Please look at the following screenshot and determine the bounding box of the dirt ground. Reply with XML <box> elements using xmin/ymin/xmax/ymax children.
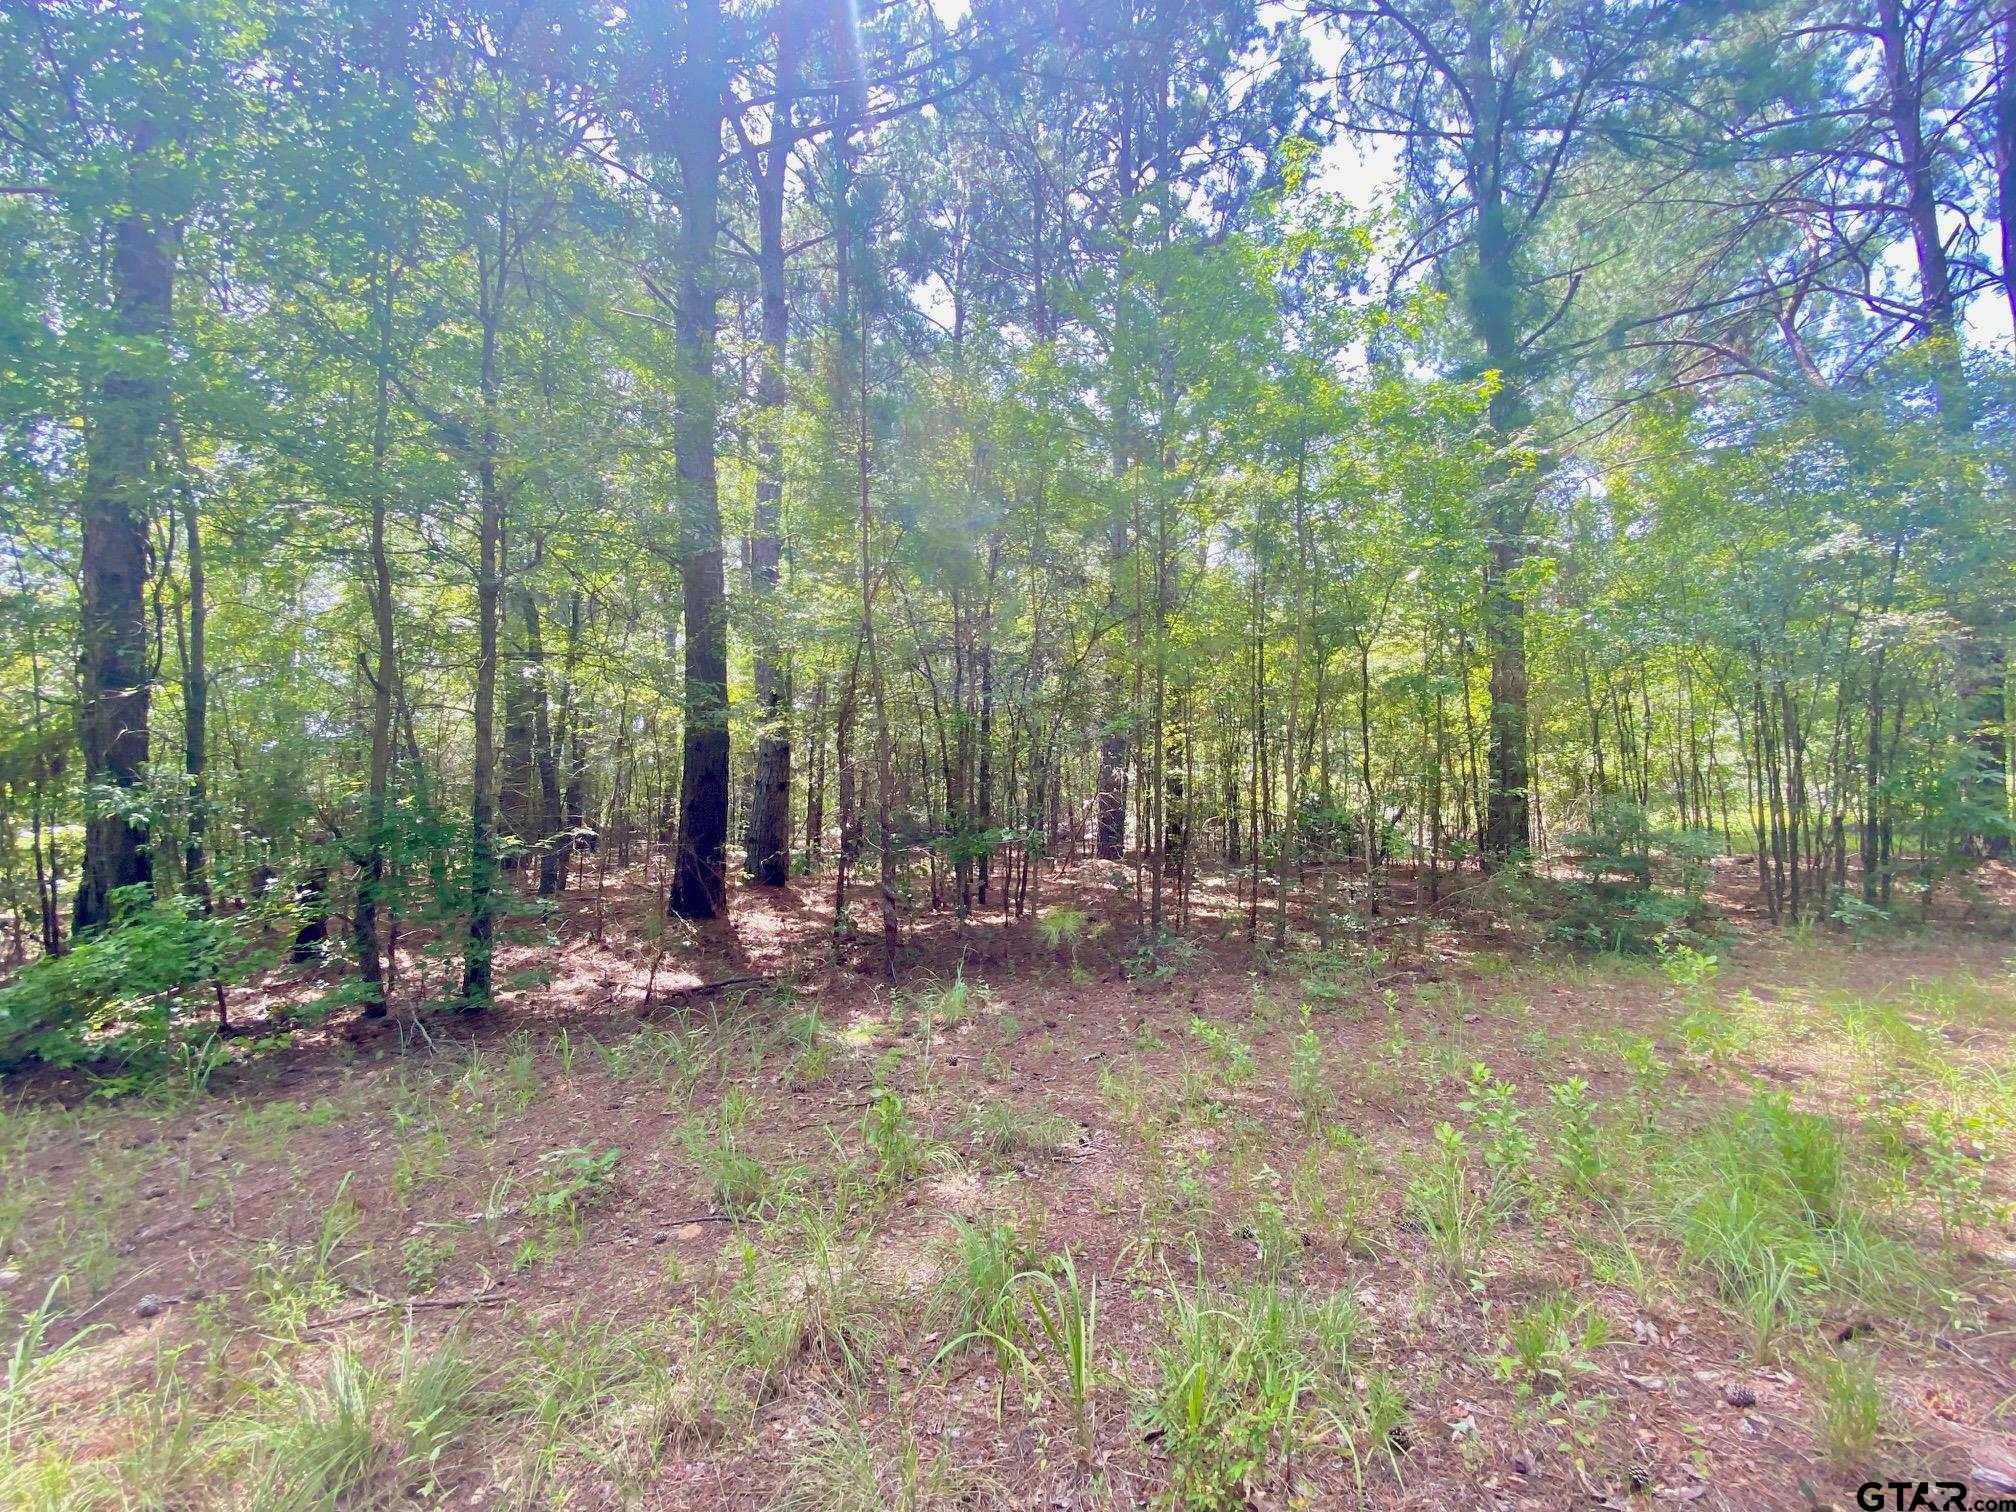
<box><xmin>3</xmin><ymin>857</ymin><xmax>2014</xmax><ymax>1509</ymax></box>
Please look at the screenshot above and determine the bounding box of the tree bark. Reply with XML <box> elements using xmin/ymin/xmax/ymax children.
<box><xmin>461</xmin><ymin>223</ymin><xmax>508</xmax><ymax>1008</ymax></box>
<box><xmin>520</xmin><ymin>589</ymin><xmax>563</xmax><ymax>896</ymax></box>
<box><xmin>175</xmin><ymin>433</ymin><xmax>208</xmax><ymax>911</ymax></box>
<box><xmin>1467</xmin><ymin>144</ymin><xmax>1534</xmax><ymax>864</ymax></box>
<box><xmin>356</xmin><ymin>330</ymin><xmax>396</xmax><ymax>1014</ymax></box>
<box><xmin>75</xmin><ymin>168</ymin><xmax>175</xmax><ymax>932</ymax></box>
<box><xmin>742</xmin><ymin>14</ymin><xmax>800</xmax><ymax>888</ymax></box>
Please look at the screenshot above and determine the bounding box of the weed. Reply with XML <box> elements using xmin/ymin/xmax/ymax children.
<box><xmin>777</xmin><ymin>1393</ymin><xmax>967</xmax><ymax>1511</ymax></box>
<box><xmin>1656</xmin><ymin>1092</ymin><xmax>1921</xmax><ymax>1356</ymax></box>
<box><xmin>1806</xmin><ymin>1346</ymin><xmax>1884</xmax><ymax>1463</ymax></box>
<box><xmin>1147</xmin><ymin>1278</ymin><xmax>1408</xmax><ymax>1505</ymax></box>
<box><xmin>1014</xmin><ymin>1252</ymin><xmax>1101</xmax><ymax>1458</ymax></box>
<box><xmin>1459</xmin><ymin>1062</ymin><xmax>1537</xmax><ymax>1188</ymax></box>
<box><xmin>1288</xmin><ymin>1016</ymin><xmax>1334</xmax><ymax>1127</ymax></box>
<box><xmin>861</xmin><ymin>1090</ymin><xmax>946</xmax><ymax>1187</ymax></box>
<box><xmin>249</xmin><ymin>1176</ymin><xmax>364</xmax><ymax>1331</ymax></box>
<box><xmin>223</xmin><ymin>1333</ymin><xmax>484</xmax><ymax>1507</ymax></box>
<box><xmin>503</xmin><ymin>1030</ymin><xmax>541</xmax><ymax>1109</ymax></box>
<box><xmin>967</xmin><ymin>1098</ymin><xmax>1077</xmax><ymax>1162</ymax></box>
<box><xmin>1494</xmin><ymin>1291</ymin><xmax>1611</xmax><ymax>1397</ymax></box>
<box><xmin>1151</xmin><ymin>1283</ymin><xmax>1309</xmax><ymax>1508</ymax></box>
<box><xmin>913</xmin><ymin>971</ymin><xmax>980</xmax><ymax>1029</ymax></box>
<box><xmin>1289</xmin><ymin>1131</ymin><xmax>1378</xmax><ymax>1256</ymax></box>
<box><xmin>1404</xmin><ymin>1124</ymin><xmax>1497</xmax><ymax>1286</ymax></box>
<box><xmin>496</xmin><ymin>1314</ymin><xmax>670</xmax><ymax>1496</ymax></box>
<box><xmin>931</xmin><ymin>1219</ymin><xmax>1036</xmax><ymax>1368</ymax></box>
<box><xmin>1189</xmin><ymin>1016</ymin><xmax>1256</xmax><ymax>1090</ymax></box>
<box><xmin>1244</xmin><ymin>1198</ymin><xmax>1301</xmax><ymax>1278</ymax></box>
<box><xmin>1127</xmin><ymin>930</ymin><xmax>1205</xmax><ymax>985</ymax></box>
<box><xmin>1</xmin><ymin>1280</ymin><xmax>103</xmax><ymax>1499</ymax></box>
<box><xmin>1098</xmin><ymin>1061</ymin><xmax>1150</xmax><ymax>1132</ymax></box>
<box><xmin>1616</xmin><ymin>1034</ymin><xmax>1670</xmax><ymax>1098</ymax></box>
<box><xmin>1916</xmin><ymin>1106</ymin><xmax>1997</xmax><ymax>1244</ymax></box>
<box><xmin>400</xmin><ymin>1229</ymin><xmax>459</xmax><ymax>1292</ymax></box>
<box><xmin>935</xmin><ymin>1250</ymin><xmax>1100</xmax><ymax>1458</ymax></box>
<box><xmin>1037</xmin><ymin>907</ymin><xmax>1093</xmax><ymax>972</ymax></box>
<box><xmin>682</xmin><ymin>1106</ymin><xmax>796</xmax><ymax>1218</ymax></box>
<box><xmin>1546</xmin><ymin>1078</ymin><xmax>1603</xmax><ymax>1195</ymax></box>
<box><xmin>1658</xmin><ymin>943</ymin><xmax>1720</xmax><ymax>992</ymax></box>
<box><xmin>526</xmin><ymin>1146</ymin><xmax>623</xmax><ymax>1235</ymax></box>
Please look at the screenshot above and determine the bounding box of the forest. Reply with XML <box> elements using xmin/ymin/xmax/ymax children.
<box><xmin>2</xmin><ymin>0</ymin><xmax>2015</xmax><ymax>1506</ymax></box>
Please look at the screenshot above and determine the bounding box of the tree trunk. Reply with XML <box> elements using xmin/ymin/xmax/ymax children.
<box><xmin>743</xmin><ymin>13</ymin><xmax>800</xmax><ymax>888</ymax></box>
<box><xmin>1468</xmin><ymin>158</ymin><xmax>1534</xmax><ymax>864</ymax></box>
<box><xmin>75</xmin><ymin>174</ymin><xmax>175</xmax><ymax>932</ymax></box>
<box><xmin>461</xmin><ymin>228</ymin><xmax>508</xmax><ymax>1009</ymax></box>
<box><xmin>667</xmin><ymin>0</ymin><xmax>730</xmax><ymax>921</ymax></box>
<box><xmin>521</xmin><ymin>589</ymin><xmax>563</xmax><ymax>896</ymax></box>
<box><xmin>174</xmin><ymin>437</ymin><xmax>209</xmax><ymax>912</ymax></box>
<box><xmin>356</xmin><ymin>332</ymin><xmax>396</xmax><ymax>1015</ymax></box>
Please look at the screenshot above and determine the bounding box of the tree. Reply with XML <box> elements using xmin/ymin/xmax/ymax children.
<box><xmin>1320</xmin><ymin>0</ymin><xmax>1732</xmax><ymax>862</ymax></box>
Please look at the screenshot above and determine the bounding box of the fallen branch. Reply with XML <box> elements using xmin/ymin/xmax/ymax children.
<box><xmin>643</xmin><ymin>975</ymin><xmax>771</xmax><ymax>1009</ymax></box>
<box><xmin>308</xmin><ymin>1285</ymin><xmax>509</xmax><ymax>1330</ymax></box>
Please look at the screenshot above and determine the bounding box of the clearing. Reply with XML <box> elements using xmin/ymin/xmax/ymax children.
<box><xmin>3</xmin><ymin>866</ymin><xmax>2015</xmax><ymax>1509</ymax></box>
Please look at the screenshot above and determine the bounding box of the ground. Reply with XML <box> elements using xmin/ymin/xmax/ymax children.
<box><xmin>3</xmin><ymin>859</ymin><xmax>2015</xmax><ymax>1509</ymax></box>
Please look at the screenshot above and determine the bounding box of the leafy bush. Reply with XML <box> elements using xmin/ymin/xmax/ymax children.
<box><xmin>0</xmin><ymin>886</ymin><xmax>267</xmax><ymax>1073</ymax></box>
<box><xmin>1544</xmin><ymin>800</ymin><xmax>1722</xmax><ymax>955</ymax></box>
<box><xmin>1126</xmin><ymin>930</ymin><xmax>1205</xmax><ymax>984</ymax></box>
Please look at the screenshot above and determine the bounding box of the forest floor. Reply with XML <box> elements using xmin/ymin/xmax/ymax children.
<box><xmin>3</xmin><ymin>860</ymin><xmax>2016</xmax><ymax>1509</ymax></box>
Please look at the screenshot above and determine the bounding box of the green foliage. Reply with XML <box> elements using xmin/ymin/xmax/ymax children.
<box><xmin>930</xmin><ymin>1248</ymin><xmax>1100</xmax><ymax>1460</ymax></box>
<box><xmin>1537</xmin><ymin>801</ymin><xmax>1723</xmax><ymax>955</ymax></box>
<box><xmin>1805</xmin><ymin>1346</ymin><xmax>1885</xmax><ymax>1463</ymax></box>
<box><xmin>1459</xmin><ymin>1062</ymin><xmax>1537</xmax><ymax>1188</ymax></box>
<box><xmin>860</xmin><ymin>1090</ymin><xmax>944</xmax><ymax>1188</ymax></box>
<box><xmin>966</xmin><ymin>1099</ymin><xmax>1077</xmax><ymax>1162</ymax></box>
<box><xmin>0</xmin><ymin>887</ymin><xmax>266</xmax><ymax>1075</ymax></box>
<box><xmin>931</xmin><ymin>1220</ymin><xmax>1038</xmax><ymax>1368</ymax></box>
<box><xmin>1287</xmin><ymin>1018</ymin><xmax>1333</xmax><ymax>1126</ymax></box>
<box><xmin>1035</xmin><ymin>907</ymin><xmax>1092</xmax><ymax>966</ymax></box>
<box><xmin>1546</xmin><ymin>1078</ymin><xmax>1604</xmax><ymax>1194</ymax></box>
<box><xmin>526</xmin><ymin>1147</ymin><xmax>622</xmax><ymax>1234</ymax></box>
<box><xmin>1655</xmin><ymin>1092</ymin><xmax>1921</xmax><ymax>1355</ymax></box>
<box><xmin>1188</xmin><ymin>1016</ymin><xmax>1256</xmax><ymax>1090</ymax></box>
<box><xmin>1126</xmin><ymin>931</ymin><xmax>1206</xmax><ymax>985</ymax></box>
<box><xmin>1404</xmin><ymin>1123</ymin><xmax>1500</xmax><ymax>1285</ymax></box>
<box><xmin>1494</xmin><ymin>1292</ymin><xmax>1611</xmax><ymax>1399</ymax></box>
<box><xmin>1147</xmin><ymin>1279</ymin><xmax>1408</xmax><ymax>1506</ymax></box>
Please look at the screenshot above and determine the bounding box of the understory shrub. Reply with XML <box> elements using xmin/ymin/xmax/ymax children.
<box><xmin>0</xmin><ymin>886</ymin><xmax>267</xmax><ymax>1074</ymax></box>
<box><xmin>1546</xmin><ymin>799</ymin><xmax>1722</xmax><ymax>955</ymax></box>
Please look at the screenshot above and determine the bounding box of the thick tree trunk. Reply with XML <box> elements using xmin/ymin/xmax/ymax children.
<box><xmin>75</xmin><ymin>196</ymin><xmax>175</xmax><ymax>931</ymax></box>
<box><xmin>1467</xmin><ymin>159</ymin><xmax>1534</xmax><ymax>864</ymax></box>
<box><xmin>1878</xmin><ymin>0</ymin><xmax>2003</xmax><ymax>851</ymax></box>
<box><xmin>667</xmin><ymin>0</ymin><xmax>730</xmax><ymax>921</ymax></box>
